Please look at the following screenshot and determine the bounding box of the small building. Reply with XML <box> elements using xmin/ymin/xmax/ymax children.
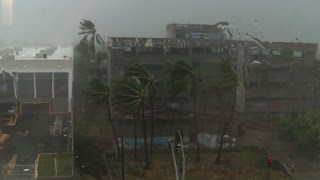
<box><xmin>0</xmin><ymin>46</ymin><xmax>74</xmax><ymax>179</ymax></box>
<box><xmin>0</xmin><ymin>46</ymin><xmax>73</xmax><ymax>114</ymax></box>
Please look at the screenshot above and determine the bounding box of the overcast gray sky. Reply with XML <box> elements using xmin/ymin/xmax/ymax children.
<box><xmin>0</xmin><ymin>0</ymin><xmax>319</xmax><ymax>45</ymax></box>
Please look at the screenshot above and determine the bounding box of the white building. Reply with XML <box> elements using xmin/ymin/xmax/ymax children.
<box><xmin>0</xmin><ymin>46</ymin><xmax>73</xmax><ymax>113</ymax></box>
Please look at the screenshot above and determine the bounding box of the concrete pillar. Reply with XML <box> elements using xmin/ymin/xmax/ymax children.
<box><xmin>52</xmin><ymin>73</ymin><xmax>55</xmax><ymax>98</ymax></box>
<box><xmin>13</xmin><ymin>73</ymin><xmax>17</xmax><ymax>99</ymax></box>
<box><xmin>68</xmin><ymin>72</ymin><xmax>73</xmax><ymax>112</ymax></box>
<box><xmin>33</xmin><ymin>73</ymin><xmax>36</xmax><ymax>99</ymax></box>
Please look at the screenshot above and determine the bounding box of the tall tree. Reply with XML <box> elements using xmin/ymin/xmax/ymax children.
<box><xmin>75</xmin><ymin>20</ymin><xmax>104</xmax><ymax>120</ymax></box>
<box><xmin>126</xmin><ymin>63</ymin><xmax>156</xmax><ymax>160</ymax></box>
<box><xmin>214</xmin><ymin>59</ymin><xmax>238</xmax><ymax>165</ymax></box>
<box><xmin>168</xmin><ymin>60</ymin><xmax>202</xmax><ymax>162</ymax></box>
<box><xmin>78</xmin><ymin>19</ymin><xmax>104</xmax><ymax>61</ymax></box>
<box><xmin>87</xmin><ymin>78</ymin><xmax>120</xmax><ymax>158</ymax></box>
<box><xmin>116</xmin><ymin>77</ymin><xmax>150</xmax><ymax>168</ymax></box>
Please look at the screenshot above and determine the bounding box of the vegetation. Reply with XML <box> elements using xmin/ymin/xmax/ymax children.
<box><xmin>116</xmin><ymin>76</ymin><xmax>150</xmax><ymax>168</ymax></box>
<box><xmin>214</xmin><ymin>59</ymin><xmax>238</xmax><ymax>164</ymax></box>
<box><xmin>74</xmin><ymin>126</ymin><xmax>109</xmax><ymax>179</ymax></box>
<box><xmin>280</xmin><ymin>110</ymin><xmax>320</xmax><ymax>151</ymax></box>
<box><xmin>125</xmin><ymin>63</ymin><xmax>157</xmax><ymax>160</ymax></box>
<box><xmin>75</xmin><ymin>20</ymin><xmax>284</xmax><ymax>178</ymax></box>
<box><xmin>78</xmin><ymin>19</ymin><xmax>104</xmax><ymax>61</ymax></box>
<box><xmin>87</xmin><ymin>78</ymin><xmax>120</xmax><ymax>156</ymax></box>
<box><xmin>110</xmin><ymin>151</ymin><xmax>290</xmax><ymax>180</ymax></box>
<box><xmin>168</xmin><ymin>60</ymin><xmax>202</xmax><ymax>162</ymax></box>
<box><xmin>37</xmin><ymin>153</ymin><xmax>73</xmax><ymax>177</ymax></box>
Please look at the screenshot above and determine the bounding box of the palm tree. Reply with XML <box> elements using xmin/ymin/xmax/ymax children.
<box><xmin>126</xmin><ymin>63</ymin><xmax>156</xmax><ymax>160</ymax></box>
<box><xmin>214</xmin><ymin>59</ymin><xmax>238</xmax><ymax>165</ymax></box>
<box><xmin>75</xmin><ymin>20</ymin><xmax>104</xmax><ymax>121</ymax></box>
<box><xmin>78</xmin><ymin>19</ymin><xmax>104</xmax><ymax>61</ymax></box>
<box><xmin>116</xmin><ymin>77</ymin><xmax>150</xmax><ymax>168</ymax></box>
<box><xmin>87</xmin><ymin>78</ymin><xmax>120</xmax><ymax>158</ymax></box>
<box><xmin>168</xmin><ymin>60</ymin><xmax>202</xmax><ymax>162</ymax></box>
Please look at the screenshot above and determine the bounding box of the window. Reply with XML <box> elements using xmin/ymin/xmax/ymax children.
<box><xmin>293</xmin><ymin>51</ymin><xmax>303</xmax><ymax>58</ymax></box>
<box><xmin>272</xmin><ymin>50</ymin><xmax>281</xmax><ymax>56</ymax></box>
<box><xmin>0</xmin><ymin>84</ymin><xmax>8</xmax><ymax>92</ymax></box>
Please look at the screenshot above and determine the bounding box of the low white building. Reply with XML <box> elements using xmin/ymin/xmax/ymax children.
<box><xmin>0</xmin><ymin>46</ymin><xmax>73</xmax><ymax>113</ymax></box>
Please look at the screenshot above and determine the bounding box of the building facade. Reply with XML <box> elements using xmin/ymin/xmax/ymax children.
<box><xmin>239</xmin><ymin>42</ymin><xmax>318</xmax><ymax>119</ymax></box>
<box><xmin>107</xmin><ymin>23</ymin><xmax>318</xmax><ymax>120</ymax></box>
<box><xmin>0</xmin><ymin>46</ymin><xmax>74</xmax><ymax>178</ymax></box>
<box><xmin>0</xmin><ymin>46</ymin><xmax>73</xmax><ymax>114</ymax></box>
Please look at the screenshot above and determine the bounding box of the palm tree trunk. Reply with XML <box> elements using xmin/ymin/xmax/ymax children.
<box><xmin>133</xmin><ymin>112</ymin><xmax>137</xmax><ymax>160</ymax></box>
<box><xmin>92</xmin><ymin>32</ymin><xmax>96</xmax><ymax>62</ymax></box>
<box><xmin>215</xmin><ymin>88</ymin><xmax>236</xmax><ymax>165</ymax></box>
<box><xmin>149</xmin><ymin>88</ymin><xmax>155</xmax><ymax>161</ymax></box>
<box><xmin>106</xmin><ymin>101</ymin><xmax>120</xmax><ymax>160</ymax></box>
<box><xmin>266</xmin><ymin>67</ymin><xmax>270</xmax><ymax>123</ymax></box>
<box><xmin>193</xmin><ymin>80</ymin><xmax>200</xmax><ymax>162</ymax></box>
<box><xmin>141</xmin><ymin>104</ymin><xmax>149</xmax><ymax>169</ymax></box>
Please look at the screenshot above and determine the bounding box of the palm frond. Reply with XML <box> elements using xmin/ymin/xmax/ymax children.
<box><xmin>167</xmin><ymin>60</ymin><xmax>201</xmax><ymax>98</ymax></box>
<box><xmin>213</xmin><ymin>59</ymin><xmax>238</xmax><ymax>91</ymax></box>
<box><xmin>80</xmin><ymin>19</ymin><xmax>96</xmax><ymax>31</ymax></box>
<box><xmin>87</xmin><ymin>78</ymin><xmax>110</xmax><ymax>104</ymax></box>
<box><xmin>115</xmin><ymin>76</ymin><xmax>146</xmax><ymax>112</ymax></box>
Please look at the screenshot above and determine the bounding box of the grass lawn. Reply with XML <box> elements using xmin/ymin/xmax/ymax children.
<box><xmin>37</xmin><ymin>152</ymin><xmax>73</xmax><ymax>177</ymax></box>
<box><xmin>110</xmin><ymin>150</ymin><xmax>292</xmax><ymax>180</ymax></box>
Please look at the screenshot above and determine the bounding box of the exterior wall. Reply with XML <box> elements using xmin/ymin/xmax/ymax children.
<box><xmin>166</xmin><ymin>23</ymin><xmax>225</xmax><ymax>40</ymax></box>
<box><xmin>107</xmin><ymin>24</ymin><xmax>318</xmax><ymax>119</ymax></box>
<box><xmin>268</xmin><ymin>42</ymin><xmax>317</xmax><ymax>67</ymax></box>
<box><xmin>0</xmin><ymin>59</ymin><xmax>73</xmax><ymax>113</ymax></box>
<box><xmin>114</xmin><ymin>117</ymin><xmax>239</xmax><ymax>140</ymax></box>
<box><xmin>0</xmin><ymin>72</ymin><xmax>15</xmax><ymax>99</ymax></box>
<box><xmin>241</xmin><ymin>42</ymin><xmax>318</xmax><ymax>117</ymax></box>
<box><xmin>19</xmin><ymin>73</ymin><xmax>35</xmax><ymax>98</ymax></box>
<box><xmin>36</xmin><ymin>73</ymin><xmax>52</xmax><ymax>98</ymax></box>
<box><xmin>108</xmin><ymin>38</ymin><xmax>227</xmax><ymax>110</ymax></box>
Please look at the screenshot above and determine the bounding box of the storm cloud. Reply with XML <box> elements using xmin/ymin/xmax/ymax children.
<box><xmin>0</xmin><ymin>0</ymin><xmax>319</xmax><ymax>46</ymax></box>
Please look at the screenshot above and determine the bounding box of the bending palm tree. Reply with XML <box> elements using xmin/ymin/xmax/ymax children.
<box><xmin>126</xmin><ymin>63</ymin><xmax>156</xmax><ymax>159</ymax></box>
<box><xmin>116</xmin><ymin>77</ymin><xmax>150</xmax><ymax>168</ymax></box>
<box><xmin>214</xmin><ymin>59</ymin><xmax>238</xmax><ymax>165</ymax></box>
<box><xmin>87</xmin><ymin>78</ymin><xmax>120</xmax><ymax>157</ymax></box>
<box><xmin>78</xmin><ymin>19</ymin><xmax>104</xmax><ymax>61</ymax></box>
<box><xmin>168</xmin><ymin>61</ymin><xmax>202</xmax><ymax>162</ymax></box>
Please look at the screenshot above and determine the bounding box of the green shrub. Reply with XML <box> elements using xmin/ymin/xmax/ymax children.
<box><xmin>280</xmin><ymin>110</ymin><xmax>320</xmax><ymax>150</ymax></box>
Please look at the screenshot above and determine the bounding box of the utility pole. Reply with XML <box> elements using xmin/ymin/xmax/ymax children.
<box><xmin>169</xmin><ymin>140</ymin><xmax>179</xmax><ymax>180</ymax></box>
<box><xmin>121</xmin><ymin>136</ymin><xmax>125</xmax><ymax>180</ymax></box>
<box><xmin>177</xmin><ymin>131</ymin><xmax>185</xmax><ymax>180</ymax></box>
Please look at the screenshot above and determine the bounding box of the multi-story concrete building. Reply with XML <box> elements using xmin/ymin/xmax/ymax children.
<box><xmin>107</xmin><ymin>23</ymin><xmax>318</xmax><ymax>120</ymax></box>
<box><xmin>108</xmin><ymin>24</ymin><xmax>228</xmax><ymax>111</ymax></box>
<box><xmin>237</xmin><ymin>42</ymin><xmax>318</xmax><ymax>119</ymax></box>
<box><xmin>106</xmin><ymin>23</ymin><xmax>241</xmax><ymax>149</ymax></box>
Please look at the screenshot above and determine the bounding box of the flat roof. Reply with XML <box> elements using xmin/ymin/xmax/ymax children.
<box><xmin>0</xmin><ymin>46</ymin><xmax>73</xmax><ymax>60</ymax></box>
<box><xmin>0</xmin><ymin>59</ymin><xmax>73</xmax><ymax>73</ymax></box>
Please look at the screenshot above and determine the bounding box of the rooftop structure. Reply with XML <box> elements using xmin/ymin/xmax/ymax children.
<box><xmin>166</xmin><ymin>23</ymin><xmax>228</xmax><ymax>39</ymax></box>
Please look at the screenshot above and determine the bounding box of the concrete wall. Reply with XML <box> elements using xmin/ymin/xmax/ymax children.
<box><xmin>114</xmin><ymin>117</ymin><xmax>240</xmax><ymax>143</ymax></box>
